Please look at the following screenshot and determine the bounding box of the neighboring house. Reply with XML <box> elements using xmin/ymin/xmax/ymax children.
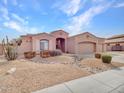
<box><xmin>105</xmin><ymin>34</ymin><xmax>124</xmax><ymax>51</ymax></box>
<box><xmin>18</xmin><ymin>30</ymin><xmax>105</xmax><ymax>54</ymax></box>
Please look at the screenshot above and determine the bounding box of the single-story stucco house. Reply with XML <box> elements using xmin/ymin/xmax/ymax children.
<box><xmin>17</xmin><ymin>30</ymin><xmax>105</xmax><ymax>54</ymax></box>
<box><xmin>0</xmin><ymin>30</ymin><xmax>124</xmax><ymax>55</ymax></box>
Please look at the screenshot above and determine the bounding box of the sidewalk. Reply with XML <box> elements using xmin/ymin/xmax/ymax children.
<box><xmin>32</xmin><ymin>67</ymin><xmax>124</xmax><ymax>93</ymax></box>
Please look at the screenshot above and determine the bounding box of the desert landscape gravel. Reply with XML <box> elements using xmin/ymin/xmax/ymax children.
<box><xmin>0</xmin><ymin>60</ymin><xmax>90</xmax><ymax>93</ymax></box>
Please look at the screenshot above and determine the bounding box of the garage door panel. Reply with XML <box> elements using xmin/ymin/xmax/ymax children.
<box><xmin>78</xmin><ymin>43</ymin><xmax>95</xmax><ymax>54</ymax></box>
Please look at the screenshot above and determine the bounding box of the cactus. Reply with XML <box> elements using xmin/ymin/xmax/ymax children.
<box><xmin>2</xmin><ymin>36</ymin><xmax>18</xmax><ymax>61</ymax></box>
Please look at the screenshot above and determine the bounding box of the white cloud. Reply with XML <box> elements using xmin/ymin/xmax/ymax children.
<box><xmin>0</xmin><ymin>1</ymin><xmax>18</xmax><ymax>21</ymax></box>
<box><xmin>3</xmin><ymin>21</ymin><xmax>39</xmax><ymax>34</ymax></box>
<box><xmin>25</xmin><ymin>27</ymin><xmax>39</xmax><ymax>34</ymax></box>
<box><xmin>11</xmin><ymin>13</ymin><xmax>26</xmax><ymax>24</ymax></box>
<box><xmin>18</xmin><ymin>0</ymin><xmax>41</xmax><ymax>12</ymax></box>
<box><xmin>66</xmin><ymin>2</ymin><xmax>111</xmax><ymax>35</ymax></box>
<box><xmin>114</xmin><ymin>2</ymin><xmax>124</xmax><ymax>8</ymax></box>
<box><xmin>0</xmin><ymin>6</ymin><xmax>10</xmax><ymax>20</ymax></box>
<box><xmin>0</xmin><ymin>0</ymin><xmax>43</xmax><ymax>34</ymax></box>
<box><xmin>3</xmin><ymin>21</ymin><xmax>23</xmax><ymax>32</ymax></box>
<box><xmin>55</xmin><ymin>0</ymin><xmax>81</xmax><ymax>16</ymax></box>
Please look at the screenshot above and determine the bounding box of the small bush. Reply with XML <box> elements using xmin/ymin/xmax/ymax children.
<box><xmin>102</xmin><ymin>55</ymin><xmax>112</xmax><ymax>64</ymax></box>
<box><xmin>24</xmin><ymin>51</ymin><xmax>36</xmax><ymax>59</ymax></box>
<box><xmin>95</xmin><ymin>53</ymin><xmax>101</xmax><ymax>59</ymax></box>
<box><xmin>49</xmin><ymin>49</ymin><xmax>62</xmax><ymax>56</ymax></box>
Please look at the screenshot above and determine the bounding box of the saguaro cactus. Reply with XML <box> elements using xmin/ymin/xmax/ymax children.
<box><xmin>2</xmin><ymin>36</ymin><xmax>18</xmax><ymax>61</ymax></box>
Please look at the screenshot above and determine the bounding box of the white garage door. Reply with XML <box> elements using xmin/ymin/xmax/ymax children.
<box><xmin>78</xmin><ymin>43</ymin><xmax>95</xmax><ymax>54</ymax></box>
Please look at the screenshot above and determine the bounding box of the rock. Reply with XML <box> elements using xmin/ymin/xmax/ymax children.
<box><xmin>6</xmin><ymin>67</ymin><xmax>16</xmax><ymax>74</ymax></box>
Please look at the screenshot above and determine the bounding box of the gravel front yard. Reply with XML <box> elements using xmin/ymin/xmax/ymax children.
<box><xmin>0</xmin><ymin>54</ymin><xmax>124</xmax><ymax>93</ymax></box>
<box><xmin>79</xmin><ymin>58</ymin><xmax>124</xmax><ymax>73</ymax></box>
<box><xmin>0</xmin><ymin>60</ymin><xmax>90</xmax><ymax>93</ymax></box>
<box><xmin>29</xmin><ymin>55</ymin><xmax>74</xmax><ymax>64</ymax></box>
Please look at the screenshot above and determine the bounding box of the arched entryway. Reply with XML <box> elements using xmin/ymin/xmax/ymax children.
<box><xmin>56</xmin><ymin>38</ymin><xmax>65</xmax><ymax>52</ymax></box>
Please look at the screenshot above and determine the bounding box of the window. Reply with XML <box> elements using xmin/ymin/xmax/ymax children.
<box><xmin>40</xmin><ymin>40</ymin><xmax>49</xmax><ymax>50</ymax></box>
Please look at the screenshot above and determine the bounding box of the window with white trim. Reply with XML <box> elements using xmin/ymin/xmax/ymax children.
<box><xmin>40</xmin><ymin>40</ymin><xmax>49</xmax><ymax>50</ymax></box>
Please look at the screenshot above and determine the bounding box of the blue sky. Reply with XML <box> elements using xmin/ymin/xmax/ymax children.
<box><xmin>0</xmin><ymin>0</ymin><xmax>124</xmax><ymax>41</ymax></box>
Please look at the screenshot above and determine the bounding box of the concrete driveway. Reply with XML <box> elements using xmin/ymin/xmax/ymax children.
<box><xmin>107</xmin><ymin>52</ymin><xmax>124</xmax><ymax>63</ymax></box>
<box><xmin>112</xmin><ymin>56</ymin><xmax>124</xmax><ymax>63</ymax></box>
<box><xmin>80</xmin><ymin>52</ymin><xmax>124</xmax><ymax>63</ymax></box>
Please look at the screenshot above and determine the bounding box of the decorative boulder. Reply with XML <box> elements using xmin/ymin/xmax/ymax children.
<box><xmin>6</xmin><ymin>67</ymin><xmax>16</xmax><ymax>74</ymax></box>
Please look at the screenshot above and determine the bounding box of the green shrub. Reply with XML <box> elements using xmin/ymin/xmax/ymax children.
<box><xmin>95</xmin><ymin>53</ymin><xmax>101</xmax><ymax>59</ymax></box>
<box><xmin>102</xmin><ymin>55</ymin><xmax>112</xmax><ymax>64</ymax></box>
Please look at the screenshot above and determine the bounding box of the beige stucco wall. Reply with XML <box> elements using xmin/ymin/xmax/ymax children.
<box><xmin>97</xmin><ymin>44</ymin><xmax>104</xmax><ymax>52</ymax></box>
<box><xmin>67</xmin><ymin>37</ymin><xmax>75</xmax><ymax>53</ymax></box>
<box><xmin>32</xmin><ymin>33</ymin><xmax>56</xmax><ymax>53</ymax></box>
<box><xmin>51</xmin><ymin>31</ymin><xmax>68</xmax><ymax>39</ymax></box>
<box><xmin>97</xmin><ymin>39</ymin><xmax>105</xmax><ymax>52</ymax></box>
<box><xmin>18</xmin><ymin>36</ymin><xmax>32</xmax><ymax>54</ymax></box>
